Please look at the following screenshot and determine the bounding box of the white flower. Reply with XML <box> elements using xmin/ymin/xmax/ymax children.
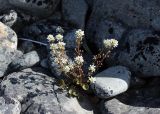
<box><xmin>68</xmin><ymin>63</ymin><xmax>74</xmax><ymax>70</ymax></box>
<box><xmin>63</xmin><ymin>66</ymin><xmax>70</xmax><ymax>73</ymax></box>
<box><xmin>89</xmin><ymin>64</ymin><xmax>96</xmax><ymax>72</ymax></box>
<box><xmin>75</xmin><ymin>29</ymin><xmax>84</xmax><ymax>41</ymax></box>
<box><xmin>54</xmin><ymin>57</ymin><xmax>59</xmax><ymax>64</ymax></box>
<box><xmin>88</xmin><ymin>76</ymin><xmax>96</xmax><ymax>83</ymax></box>
<box><xmin>55</xmin><ymin>34</ymin><xmax>63</xmax><ymax>41</ymax></box>
<box><xmin>74</xmin><ymin>56</ymin><xmax>84</xmax><ymax>65</ymax></box>
<box><xmin>61</xmin><ymin>58</ymin><xmax>68</xmax><ymax>64</ymax></box>
<box><xmin>103</xmin><ymin>39</ymin><xmax>118</xmax><ymax>49</ymax></box>
<box><xmin>47</xmin><ymin>34</ymin><xmax>55</xmax><ymax>42</ymax></box>
<box><xmin>50</xmin><ymin>44</ymin><xmax>58</xmax><ymax>50</ymax></box>
<box><xmin>57</xmin><ymin>42</ymin><xmax>66</xmax><ymax>49</ymax></box>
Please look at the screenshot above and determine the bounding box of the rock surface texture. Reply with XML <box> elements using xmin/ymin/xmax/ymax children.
<box><xmin>8</xmin><ymin>51</ymin><xmax>40</xmax><ymax>72</ymax></box>
<box><xmin>86</xmin><ymin>0</ymin><xmax>160</xmax><ymax>76</ymax></box>
<box><xmin>116</xmin><ymin>29</ymin><xmax>160</xmax><ymax>77</ymax></box>
<box><xmin>91</xmin><ymin>66</ymin><xmax>131</xmax><ymax>98</ymax></box>
<box><xmin>0</xmin><ymin>96</ymin><xmax>21</xmax><ymax>114</ymax></box>
<box><xmin>0</xmin><ymin>22</ymin><xmax>22</xmax><ymax>77</ymax></box>
<box><xmin>100</xmin><ymin>86</ymin><xmax>160</xmax><ymax>114</ymax></box>
<box><xmin>62</xmin><ymin>0</ymin><xmax>88</xmax><ymax>29</ymax></box>
<box><xmin>8</xmin><ymin>0</ymin><xmax>60</xmax><ymax>17</ymax></box>
<box><xmin>1</xmin><ymin>68</ymin><xmax>94</xmax><ymax>114</ymax></box>
<box><xmin>1</xmin><ymin>0</ymin><xmax>160</xmax><ymax>114</ymax></box>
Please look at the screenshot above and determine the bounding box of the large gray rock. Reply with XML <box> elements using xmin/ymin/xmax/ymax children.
<box><xmin>1</xmin><ymin>68</ymin><xmax>94</xmax><ymax>114</ymax></box>
<box><xmin>62</xmin><ymin>0</ymin><xmax>88</xmax><ymax>29</ymax></box>
<box><xmin>100</xmin><ymin>86</ymin><xmax>160</xmax><ymax>114</ymax></box>
<box><xmin>91</xmin><ymin>66</ymin><xmax>131</xmax><ymax>98</ymax></box>
<box><xmin>116</xmin><ymin>29</ymin><xmax>160</xmax><ymax>77</ymax></box>
<box><xmin>0</xmin><ymin>22</ymin><xmax>22</xmax><ymax>77</ymax></box>
<box><xmin>0</xmin><ymin>96</ymin><xmax>21</xmax><ymax>114</ymax></box>
<box><xmin>8</xmin><ymin>0</ymin><xmax>60</xmax><ymax>17</ymax></box>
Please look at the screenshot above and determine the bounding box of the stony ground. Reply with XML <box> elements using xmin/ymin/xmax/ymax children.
<box><xmin>0</xmin><ymin>0</ymin><xmax>160</xmax><ymax>114</ymax></box>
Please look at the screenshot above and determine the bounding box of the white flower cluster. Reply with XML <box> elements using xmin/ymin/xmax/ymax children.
<box><xmin>88</xmin><ymin>76</ymin><xmax>96</xmax><ymax>83</ymax></box>
<box><xmin>103</xmin><ymin>39</ymin><xmax>118</xmax><ymax>49</ymax></box>
<box><xmin>75</xmin><ymin>29</ymin><xmax>84</xmax><ymax>41</ymax></box>
<box><xmin>74</xmin><ymin>56</ymin><xmax>84</xmax><ymax>65</ymax></box>
<box><xmin>55</xmin><ymin>34</ymin><xmax>63</xmax><ymax>41</ymax></box>
<box><xmin>47</xmin><ymin>34</ymin><xmax>55</xmax><ymax>42</ymax></box>
<box><xmin>47</xmin><ymin>34</ymin><xmax>66</xmax><ymax>52</ymax></box>
<box><xmin>47</xmin><ymin>28</ymin><xmax>97</xmax><ymax>88</ymax></box>
<box><xmin>89</xmin><ymin>64</ymin><xmax>96</xmax><ymax>73</ymax></box>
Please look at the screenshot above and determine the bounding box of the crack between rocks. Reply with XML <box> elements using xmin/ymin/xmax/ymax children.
<box><xmin>53</xmin><ymin>87</ymin><xmax>63</xmax><ymax>112</ymax></box>
<box><xmin>23</xmin><ymin>102</ymin><xmax>34</xmax><ymax>113</ymax></box>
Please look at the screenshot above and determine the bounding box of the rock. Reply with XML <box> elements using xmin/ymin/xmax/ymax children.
<box><xmin>22</xmin><ymin>21</ymin><xmax>59</xmax><ymax>44</ymax></box>
<box><xmin>62</xmin><ymin>0</ymin><xmax>88</xmax><ymax>29</ymax></box>
<box><xmin>40</xmin><ymin>58</ymin><xmax>49</xmax><ymax>69</ymax></box>
<box><xmin>0</xmin><ymin>1</ymin><xmax>11</xmax><ymax>11</ymax></box>
<box><xmin>0</xmin><ymin>48</ymin><xmax>23</xmax><ymax>77</ymax></box>
<box><xmin>0</xmin><ymin>96</ymin><xmax>21</xmax><ymax>114</ymax></box>
<box><xmin>116</xmin><ymin>29</ymin><xmax>160</xmax><ymax>77</ymax></box>
<box><xmin>1</xmin><ymin>68</ymin><xmax>94</xmax><ymax>114</ymax></box>
<box><xmin>130</xmin><ymin>76</ymin><xmax>146</xmax><ymax>88</ymax></box>
<box><xmin>86</xmin><ymin>0</ymin><xmax>160</xmax><ymax>52</ymax></box>
<box><xmin>49</xmin><ymin>54</ymin><xmax>63</xmax><ymax>79</ymax></box>
<box><xmin>87</xmin><ymin>0</ymin><xmax>160</xmax><ymax>29</ymax></box>
<box><xmin>151</xmin><ymin>17</ymin><xmax>160</xmax><ymax>31</ymax></box>
<box><xmin>64</xmin><ymin>30</ymin><xmax>77</xmax><ymax>50</ymax></box>
<box><xmin>8</xmin><ymin>0</ymin><xmax>60</xmax><ymax>17</ymax></box>
<box><xmin>1</xmin><ymin>68</ymin><xmax>55</xmax><ymax>102</ymax></box>
<box><xmin>18</xmin><ymin>41</ymin><xmax>35</xmax><ymax>53</ymax></box>
<box><xmin>0</xmin><ymin>22</ymin><xmax>22</xmax><ymax>77</ymax></box>
<box><xmin>8</xmin><ymin>51</ymin><xmax>40</xmax><ymax>72</ymax></box>
<box><xmin>101</xmin><ymin>98</ymin><xmax>160</xmax><ymax>114</ymax></box>
<box><xmin>0</xmin><ymin>22</ymin><xmax>17</xmax><ymax>49</ymax></box>
<box><xmin>23</xmin><ymin>92</ymin><xmax>93</xmax><ymax>114</ymax></box>
<box><xmin>100</xmin><ymin>87</ymin><xmax>160</xmax><ymax>114</ymax></box>
<box><xmin>0</xmin><ymin>10</ymin><xmax>17</xmax><ymax>27</ymax></box>
<box><xmin>91</xmin><ymin>66</ymin><xmax>131</xmax><ymax>98</ymax></box>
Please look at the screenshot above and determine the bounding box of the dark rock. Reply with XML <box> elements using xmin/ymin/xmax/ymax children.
<box><xmin>86</xmin><ymin>0</ymin><xmax>160</xmax><ymax>54</ymax></box>
<box><xmin>40</xmin><ymin>58</ymin><xmax>49</xmax><ymax>69</ymax></box>
<box><xmin>19</xmin><ymin>41</ymin><xmax>35</xmax><ymax>53</ymax></box>
<box><xmin>0</xmin><ymin>1</ymin><xmax>11</xmax><ymax>11</ymax></box>
<box><xmin>62</xmin><ymin>0</ymin><xmax>88</xmax><ymax>29</ymax></box>
<box><xmin>116</xmin><ymin>29</ymin><xmax>160</xmax><ymax>77</ymax></box>
<box><xmin>8</xmin><ymin>0</ymin><xmax>60</xmax><ymax>17</ymax></box>
<box><xmin>87</xmin><ymin>20</ymin><xmax>126</xmax><ymax>51</ymax></box>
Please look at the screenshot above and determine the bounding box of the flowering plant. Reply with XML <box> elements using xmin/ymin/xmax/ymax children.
<box><xmin>47</xmin><ymin>28</ymin><xmax>118</xmax><ymax>96</ymax></box>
